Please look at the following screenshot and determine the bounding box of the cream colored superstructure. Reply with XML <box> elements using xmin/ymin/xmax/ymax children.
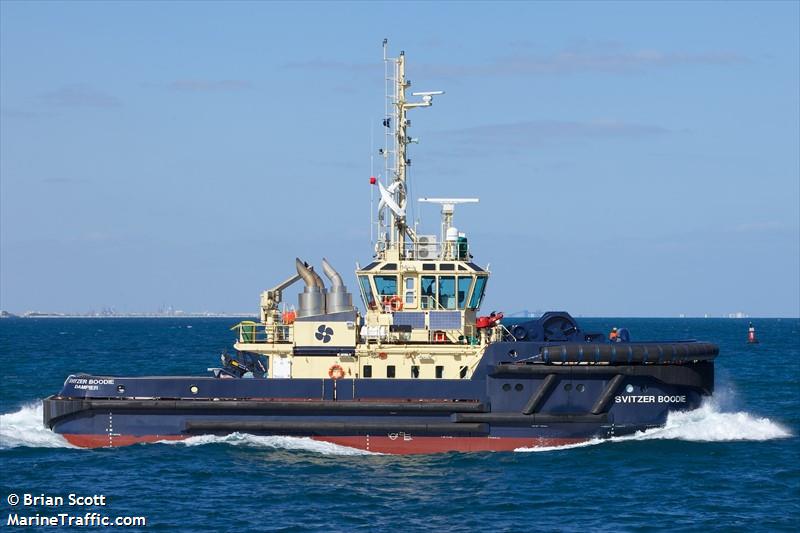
<box><xmin>234</xmin><ymin>254</ymin><xmax>496</xmax><ymax>380</ymax></box>
<box><xmin>231</xmin><ymin>42</ymin><xmax>503</xmax><ymax>381</ymax></box>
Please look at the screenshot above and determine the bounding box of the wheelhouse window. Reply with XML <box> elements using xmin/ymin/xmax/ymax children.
<box><xmin>358</xmin><ymin>275</ymin><xmax>376</xmax><ymax>309</ymax></box>
<box><xmin>404</xmin><ymin>277</ymin><xmax>416</xmax><ymax>307</ymax></box>
<box><xmin>468</xmin><ymin>276</ymin><xmax>487</xmax><ymax>309</ymax></box>
<box><xmin>421</xmin><ymin>276</ymin><xmax>435</xmax><ymax>309</ymax></box>
<box><xmin>438</xmin><ymin>276</ymin><xmax>456</xmax><ymax>309</ymax></box>
<box><xmin>457</xmin><ymin>277</ymin><xmax>473</xmax><ymax>309</ymax></box>
<box><xmin>374</xmin><ymin>275</ymin><xmax>398</xmax><ymax>297</ymax></box>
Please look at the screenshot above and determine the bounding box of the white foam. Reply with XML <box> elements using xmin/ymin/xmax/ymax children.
<box><xmin>620</xmin><ymin>402</ymin><xmax>792</xmax><ymax>442</ymax></box>
<box><xmin>158</xmin><ymin>432</ymin><xmax>376</xmax><ymax>455</ymax></box>
<box><xmin>1</xmin><ymin>399</ymin><xmax>789</xmax><ymax>454</ymax></box>
<box><xmin>515</xmin><ymin>401</ymin><xmax>792</xmax><ymax>452</ymax></box>
<box><xmin>0</xmin><ymin>402</ymin><xmax>372</xmax><ymax>455</ymax></box>
<box><xmin>0</xmin><ymin>402</ymin><xmax>76</xmax><ymax>449</ymax></box>
<box><xmin>514</xmin><ymin>438</ymin><xmax>607</xmax><ymax>453</ymax></box>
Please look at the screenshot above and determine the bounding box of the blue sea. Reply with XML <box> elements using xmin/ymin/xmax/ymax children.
<box><xmin>1</xmin><ymin>317</ymin><xmax>798</xmax><ymax>532</ymax></box>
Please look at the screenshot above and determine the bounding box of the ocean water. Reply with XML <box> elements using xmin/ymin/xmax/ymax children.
<box><xmin>1</xmin><ymin>317</ymin><xmax>798</xmax><ymax>532</ymax></box>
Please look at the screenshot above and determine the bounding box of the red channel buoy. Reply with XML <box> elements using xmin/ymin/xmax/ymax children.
<box><xmin>747</xmin><ymin>322</ymin><xmax>759</xmax><ymax>344</ymax></box>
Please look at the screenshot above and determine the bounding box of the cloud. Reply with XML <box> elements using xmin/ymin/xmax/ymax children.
<box><xmin>307</xmin><ymin>159</ymin><xmax>360</xmax><ymax>170</ymax></box>
<box><xmin>282</xmin><ymin>44</ymin><xmax>746</xmax><ymax>79</ymax></box>
<box><xmin>416</xmin><ymin>49</ymin><xmax>746</xmax><ymax>78</ymax></box>
<box><xmin>168</xmin><ymin>79</ymin><xmax>252</xmax><ymax>92</ymax></box>
<box><xmin>414</xmin><ymin>37</ymin><xmax>448</xmax><ymax>49</ymax></box>
<box><xmin>441</xmin><ymin>119</ymin><xmax>669</xmax><ymax>150</ymax></box>
<box><xmin>40</xmin><ymin>84</ymin><xmax>122</xmax><ymax>108</ymax></box>
<box><xmin>0</xmin><ymin>108</ymin><xmax>51</xmax><ymax>119</ymax></box>
<box><xmin>732</xmin><ymin>221</ymin><xmax>792</xmax><ymax>233</ymax></box>
<box><xmin>282</xmin><ymin>59</ymin><xmax>379</xmax><ymax>73</ymax></box>
<box><xmin>41</xmin><ymin>177</ymin><xmax>92</xmax><ymax>185</ymax></box>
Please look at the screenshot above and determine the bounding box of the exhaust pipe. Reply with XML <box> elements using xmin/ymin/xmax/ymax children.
<box><xmin>321</xmin><ymin>258</ymin><xmax>353</xmax><ymax>313</ymax></box>
<box><xmin>322</xmin><ymin>258</ymin><xmax>344</xmax><ymax>289</ymax></box>
<box><xmin>295</xmin><ymin>258</ymin><xmax>315</xmax><ymax>288</ymax></box>
<box><xmin>309</xmin><ymin>267</ymin><xmax>325</xmax><ymax>289</ymax></box>
<box><xmin>295</xmin><ymin>258</ymin><xmax>326</xmax><ymax>317</ymax></box>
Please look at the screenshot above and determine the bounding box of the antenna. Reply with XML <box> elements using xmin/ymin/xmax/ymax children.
<box><xmin>411</xmin><ymin>91</ymin><xmax>445</xmax><ymax>104</ymax></box>
<box><xmin>418</xmin><ymin>198</ymin><xmax>480</xmax><ymax>205</ymax></box>
<box><xmin>418</xmin><ymin>198</ymin><xmax>479</xmax><ymax>259</ymax></box>
<box><xmin>375</xmin><ymin>40</ymin><xmax>446</xmax><ymax>260</ymax></box>
<box><xmin>418</xmin><ymin>198</ymin><xmax>479</xmax><ymax>221</ymax></box>
<box><xmin>369</xmin><ymin>117</ymin><xmax>375</xmax><ymax>246</ymax></box>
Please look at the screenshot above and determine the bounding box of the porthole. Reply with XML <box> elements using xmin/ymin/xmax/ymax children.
<box><xmin>509</xmin><ymin>350</ymin><xmax>518</xmax><ymax>358</ymax></box>
<box><xmin>564</xmin><ymin>383</ymin><xmax>572</xmax><ymax>391</ymax></box>
<box><xmin>190</xmin><ymin>385</ymin><xmax>199</xmax><ymax>394</ymax></box>
<box><xmin>116</xmin><ymin>385</ymin><xmax>126</xmax><ymax>394</ymax></box>
<box><xmin>502</xmin><ymin>384</ymin><xmax>511</xmax><ymax>391</ymax></box>
<box><xmin>625</xmin><ymin>384</ymin><xmax>634</xmax><ymax>393</ymax></box>
<box><xmin>576</xmin><ymin>384</ymin><xmax>585</xmax><ymax>392</ymax></box>
<box><xmin>514</xmin><ymin>383</ymin><xmax>524</xmax><ymax>391</ymax></box>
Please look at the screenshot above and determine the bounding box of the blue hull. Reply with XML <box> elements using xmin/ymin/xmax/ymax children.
<box><xmin>44</xmin><ymin>358</ymin><xmax>712</xmax><ymax>452</ymax></box>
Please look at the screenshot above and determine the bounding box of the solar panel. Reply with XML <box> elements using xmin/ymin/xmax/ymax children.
<box><xmin>392</xmin><ymin>312</ymin><xmax>425</xmax><ymax>329</ymax></box>
<box><xmin>429</xmin><ymin>311</ymin><xmax>462</xmax><ymax>330</ymax></box>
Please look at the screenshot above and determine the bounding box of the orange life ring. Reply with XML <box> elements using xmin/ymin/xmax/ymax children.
<box><xmin>328</xmin><ymin>364</ymin><xmax>345</xmax><ymax>380</ymax></box>
<box><xmin>383</xmin><ymin>295</ymin><xmax>403</xmax><ymax>312</ymax></box>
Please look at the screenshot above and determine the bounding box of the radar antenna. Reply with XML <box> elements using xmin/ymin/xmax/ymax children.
<box><xmin>418</xmin><ymin>198</ymin><xmax>479</xmax><ymax>260</ymax></box>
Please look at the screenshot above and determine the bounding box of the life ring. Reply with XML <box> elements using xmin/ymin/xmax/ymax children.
<box><xmin>383</xmin><ymin>295</ymin><xmax>403</xmax><ymax>312</ymax></box>
<box><xmin>328</xmin><ymin>364</ymin><xmax>345</xmax><ymax>380</ymax></box>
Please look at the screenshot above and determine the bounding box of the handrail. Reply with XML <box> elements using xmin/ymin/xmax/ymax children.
<box><xmin>497</xmin><ymin>323</ymin><xmax>517</xmax><ymax>342</ymax></box>
<box><xmin>233</xmin><ymin>322</ymin><xmax>294</xmax><ymax>344</ymax></box>
<box><xmin>420</xmin><ymin>294</ymin><xmax>443</xmax><ymax>310</ymax></box>
<box><xmin>402</xmin><ymin>239</ymin><xmax>470</xmax><ymax>261</ymax></box>
<box><xmin>421</xmin><ymin>294</ymin><xmax>461</xmax><ymax>311</ymax></box>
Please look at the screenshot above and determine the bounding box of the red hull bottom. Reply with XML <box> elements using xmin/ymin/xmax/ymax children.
<box><xmin>63</xmin><ymin>434</ymin><xmax>186</xmax><ymax>448</ymax></box>
<box><xmin>315</xmin><ymin>435</ymin><xmax>587</xmax><ymax>453</ymax></box>
<box><xmin>62</xmin><ymin>433</ymin><xmax>588</xmax><ymax>453</ymax></box>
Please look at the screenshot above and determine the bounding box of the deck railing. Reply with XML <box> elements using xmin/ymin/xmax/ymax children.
<box><xmin>399</xmin><ymin>240</ymin><xmax>470</xmax><ymax>261</ymax></box>
<box><xmin>233</xmin><ymin>322</ymin><xmax>294</xmax><ymax>344</ymax></box>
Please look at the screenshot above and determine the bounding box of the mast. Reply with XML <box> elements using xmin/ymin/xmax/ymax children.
<box><xmin>377</xmin><ymin>40</ymin><xmax>443</xmax><ymax>260</ymax></box>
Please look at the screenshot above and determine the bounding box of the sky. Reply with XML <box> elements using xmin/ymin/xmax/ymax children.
<box><xmin>1</xmin><ymin>0</ymin><xmax>798</xmax><ymax>317</ymax></box>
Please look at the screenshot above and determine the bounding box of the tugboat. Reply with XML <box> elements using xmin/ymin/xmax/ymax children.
<box><xmin>43</xmin><ymin>42</ymin><xmax>718</xmax><ymax>453</ymax></box>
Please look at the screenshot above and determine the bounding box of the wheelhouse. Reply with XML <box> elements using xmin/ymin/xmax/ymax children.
<box><xmin>356</xmin><ymin>260</ymin><xmax>488</xmax><ymax>313</ymax></box>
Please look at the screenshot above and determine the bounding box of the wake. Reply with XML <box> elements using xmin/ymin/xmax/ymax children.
<box><xmin>1</xmin><ymin>399</ymin><xmax>792</xmax><ymax>454</ymax></box>
<box><xmin>0</xmin><ymin>403</ymin><xmax>75</xmax><ymax>449</ymax></box>
<box><xmin>515</xmin><ymin>400</ymin><xmax>792</xmax><ymax>452</ymax></box>
<box><xmin>0</xmin><ymin>402</ymin><xmax>370</xmax><ymax>455</ymax></box>
<box><xmin>159</xmin><ymin>432</ymin><xmax>376</xmax><ymax>455</ymax></box>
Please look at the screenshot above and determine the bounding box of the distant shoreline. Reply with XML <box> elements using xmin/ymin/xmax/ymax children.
<box><xmin>1</xmin><ymin>313</ymin><xmax>796</xmax><ymax>320</ymax></box>
<box><xmin>0</xmin><ymin>314</ymin><xmax>257</xmax><ymax>319</ymax></box>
